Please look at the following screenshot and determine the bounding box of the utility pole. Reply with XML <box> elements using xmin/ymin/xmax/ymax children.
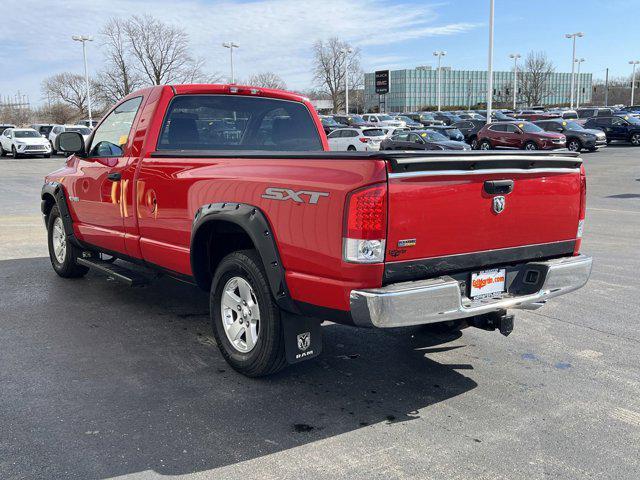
<box><xmin>574</xmin><ymin>58</ymin><xmax>585</xmax><ymax>109</ymax></box>
<box><xmin>467</xmin><ymin>78</ymin><xmax>472</xmax><ymax>110</ymax></box>
<box><xmin>486</xmin><ymin>0</ymin><xmax>494</xmax><ymax>124</ymax></box>
<box><xmin>565</xmin><ymin>32</ymin><xmax>584</xmax><ymax>108</ymax></box>
<box><xmin>222</xmin><ymin>42</ymin><xmax>240</xmax><ymax>83</ymax></box>
<box><xmin>433</xmin><ymin>51</ymin><xmax>446</xmax><ymax>111</ymax></box>
<box><xmin>604</xmin><ymin>67</ymin><xmax>609</xmax><ymax>106</ymax></box>
<box><xmin>340</xmin><ymin>47</ymin><xmax>353</xmax><ymax>113</ymax></box>
<box><xmin>72</xmin><ymin>35</ymin><xmax>94</xmax><ymax>124</ymax></box>
<box><xmin>629</xmin><ymin>61</ymin><xmax>640</xmax><ymax>106</ymax></box>
<box><xmin>509</xmin><ymin>53</ymin><xmax>521</xmax><ymax>111</ymax></box>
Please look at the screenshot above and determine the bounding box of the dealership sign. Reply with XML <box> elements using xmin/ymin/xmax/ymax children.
<box><xmin>375</xmin><ymin>70</ymin><xmax>390</xmax><ymax>94</ymax></box>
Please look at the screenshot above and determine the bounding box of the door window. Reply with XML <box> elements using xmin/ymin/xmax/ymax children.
<box><xmin>504</xmin><ymin>124</ymin><xmax>518</xmax><ymax>133</ymax></box>
<box><xmin>89</xmin><ymin>97</ymin><xmax>143</xmax><ymax>157</ymax></box>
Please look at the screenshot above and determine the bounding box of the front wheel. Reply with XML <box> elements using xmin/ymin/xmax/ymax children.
<box><xmin>347</xmin><ymin>145</ymin><xmax>357</xmax><ymax>151</ymax></box>
<box><xmin>567</xmin><ymin>138</ymin><xmax>582</xmax><ymax>152</ymax></box>
<box><xmin>479</xmin><ymin>139</ymin><xmax>492</xmax><ymax>150</ymax></box>
<box><xmin>630</xmin><ymin>133</ymin><xmax>640</xmax><ymax>146</ymax></box>
<box><xmin>524</xmin><ymin>141</ymin><xmax>538</xmax><ymax>150</ymax></box>
<box><xmin>47</xmin><ymin>205</ymin><xmax>89</xmax><ymax>278</ymax></box>
<box><xmin>210</xmin><ymin>250</ymin><xmax>287</xmax><ymax>377</ymax></box>
<box><xmin>470</xmin><ymin>136</ymin><xmax>478</xmax><ymax>149</ymax></box>
<box><xmin>12</xmin><ymin>146</ymin><xmax>19</xmax><ymax>159</ymax></box>
<box><xmin>0</xmin><ymin>144</ymin><xmax>5</xmax><ymax>156</ymax></box>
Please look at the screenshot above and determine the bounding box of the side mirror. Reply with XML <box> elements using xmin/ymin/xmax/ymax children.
<box><xmin>56</xmin><ymin>131</ymin><xmax>86</xmax><ymax>156</ymax></box>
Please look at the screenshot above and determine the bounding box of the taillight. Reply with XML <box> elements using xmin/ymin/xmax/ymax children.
<box><xmin>574</xmin><ymin>165</ymin><xmax>587</xmax><ymax>255</ymax></box>
<box><xmin>359</xmin><ymin>137</ymin><xmax>369</xmax><ymax>143</ymax></box>
<box><xmin>343</xmin><ymin>183</ymin><xmax>387</xmax><ymax>263</ymax></box>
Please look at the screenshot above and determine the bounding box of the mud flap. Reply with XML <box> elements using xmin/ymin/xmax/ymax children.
<box><xmin>281</xmin><ymin>312</ymin><xmax>323</xmax><ymax>364</ymax></box>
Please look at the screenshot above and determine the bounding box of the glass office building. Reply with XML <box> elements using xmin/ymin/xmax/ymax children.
<box><xmin>364</xmin><ymin>66</ymin><xmax>592</xmax><ymax>111</ymax></box>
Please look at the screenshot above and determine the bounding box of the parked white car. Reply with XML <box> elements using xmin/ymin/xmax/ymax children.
<box><xmin>361</xmin><ymin>114</ymin><xmax>404</xmax><ymax>127</ymax></box>
<box><xmin>49</xmin><ymin>125</ymin><xmax>92</xmax><ymax>154</ymax></box>
<box><xmin>381</xmin><ymin>126</ymin><xmax>411</xmax><ymax>138</ymax></box>
<box><xmin>0</xmin><ymin>128</ymin><xmax>52</xmax><ymax>158</ymax></box>
<box><xmin>327</xmin><ymin>127</ymin><xmax>387</xmax><ymax>151</ymax></box>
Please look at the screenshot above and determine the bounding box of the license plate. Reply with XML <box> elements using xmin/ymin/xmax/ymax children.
<box><xmin>470</xmin><ymin>268</ymin><xmax>506</xmax><ymax>299</ymax></box>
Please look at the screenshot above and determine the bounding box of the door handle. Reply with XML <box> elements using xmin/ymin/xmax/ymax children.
<box><xmin>107</xmin><ymin>172</ymin><xmax>121</xmax><ymax>182</ymax></box>
<box><xmin>484</xmin><ymin>179</ymin><xmax>514</xmax><ymax>195</ymax></box>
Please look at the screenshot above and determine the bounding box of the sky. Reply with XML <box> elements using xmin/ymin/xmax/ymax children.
<box><xmin>0</xmin><ymin>0</ymin><xmax>637</xmax><ymax>107</ymax></box>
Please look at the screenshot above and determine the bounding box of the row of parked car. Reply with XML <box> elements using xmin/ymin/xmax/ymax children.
<box><xmin>322</xmin><ymin>105</ymin><xmax>640</xmax><ymax>152</ymax></box>
<box><xmin>0</xmin><ymin>123</ymin><xmax>94</xmax><ymax>158</ymax></box>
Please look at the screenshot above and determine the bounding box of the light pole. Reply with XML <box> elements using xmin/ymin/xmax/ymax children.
<box><xmin>574</xmin><ymin>58</ymin><xmax>585</xmax><ymax>109</ymax></box>
<box><xmin>486</xmin><ymin>0</ymin><xmax>494</xmax><ymax>124</ymax></box>
<box><xmin>509</xmin><ymin>53</ymin><xmax>521</xmax><ymax>111</ymax></box>
<box><xmin>433</xmin><ymin>51</ymin><xmax>446</xmax><ymax>111</ymax></box>
<box><xmin>222</xmin><ymin>42</ymin><xmax>240</xmax><ymax>83</ymax></box>
<box><xmin>565</xmin><ymin>32</ymin><xmax>584</xmax><ymax>108</ymax></box>
<box><xmin>340</xmin><ymin>47</ymin><xmax>353</xmax><ymax>113</ymax></box>
<box><xmin>629</xmin><ymin>61</ymin><xmax>640</xmax><ymax>106</ymax></box>
<box><xmin>72</xmin><ymin>35</ymin><xmax>93</xmax><ymax>124</ymax></box>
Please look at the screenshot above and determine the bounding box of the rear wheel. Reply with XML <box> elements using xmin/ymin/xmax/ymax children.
<box><xmin>47</xmin><ymin>205</ymin><xmax>89</xmax><ymax>278</ymax></box>
<box><xmin>630</xmin><ymin>133</ymin><xmax>640</xmax><ymax>146</ymax></box>
<box><xmin>210</xmin><ymin>250</ymin><xmax>287</xmax><ymax>377</ymax></box>
<box><xmin>524</xmin><ymin>141</ymin><xmax>538</xmax><ymax>150</ymax></box>
<box><xmin>50</xmin><ymin>141</ymin><xmax>57</xmax><ymax>155</ymax></box>
<box><xmin>567</xmin><ymin>138</ymin><xmax>582</xmax><ymax>152</ymax></box>
<box><xmin>479</xmin><ymin>139</ymin><xmax>492</xmax><ymax>150</ymax></box>
<box><xmin>0</xmin><ymin>144</ymin><xmax>5</xmax><ymax>156</ymax></box>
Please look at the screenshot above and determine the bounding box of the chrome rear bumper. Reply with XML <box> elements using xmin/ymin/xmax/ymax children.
<box><xmin>350</xmin><ymin>254</ymin><xmax>592</xmax><ymax>328</ymax></box>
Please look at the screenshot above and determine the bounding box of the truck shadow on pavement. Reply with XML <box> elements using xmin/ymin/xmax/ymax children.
<box><xmin>0</xmin><ymin>257</ymin><xmax>477</xmax><ymax>479</ymax></box>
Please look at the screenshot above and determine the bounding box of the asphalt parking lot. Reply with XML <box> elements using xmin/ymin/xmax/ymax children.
<box><xmin>1</xmin><ymin>148</ymin><xmax>639</xmax><ymax>480</ymax></box>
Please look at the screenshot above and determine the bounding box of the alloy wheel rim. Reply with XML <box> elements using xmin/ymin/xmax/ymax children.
<box><xmin>52</xmin><ymin>217</ymin><xmax>67</xmax><ymax>264</ymax></box>
<box><xmin>525</xmin><ymin>143</ymin><xmax>536</xmax><ymax>150</ymax></box>
<box><xmin>568</xmin><ymin>141</ymin><xmax>579</xmax><ymax>151</ymax></box>
<box><xmin>221</xmin><ymin>276</ymin><xmax>260</xmax><ymax>353</ymax></box>
<box><xmin>632</xmin><ymin>135</ymin><xmax>640</xmax><ymax>145</ymax></box>
<box><xmin>481</xmin><ymin>142</ymin><xmax>490</xmax><ymax>150</ymax></box>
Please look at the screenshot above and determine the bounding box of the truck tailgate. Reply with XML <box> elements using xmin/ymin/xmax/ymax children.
<box><xmin>384</xmin><ymin>153</ymin><xmax>583</xmax><ymax>282</ymax></box>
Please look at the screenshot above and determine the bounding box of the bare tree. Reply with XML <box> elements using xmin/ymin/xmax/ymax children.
<box><xmin>95</xmin><ymin>18</ymin><xmax>143</xmax><ymax>105</ymax></box>
<box><xmin>519</xmin><ymin>51</ymin><xmax>555</xmax><ymax>106</ymax></box>
<box><xmin>41</xmin><ymin>73</ymin><xmax>94</xmax><ymax>116</ymax></box>
<box><xmin>0</xmin><ymin>105</ymin><xmax>33</xmax><ymax>126</ymax></box>
<box><xmin>123</xmin><ymin>15</ymin><xmax>206</xmax><ymax>85</ymax></box>
<box><xmin>312</xmin><ymin>38</ymin><xmax>363</xmax><ymax>112</ymax></box>
<box><xmin>248</xmin><ymin>72</ymin><xmax>287</xmax><ymax>90</ymax></box>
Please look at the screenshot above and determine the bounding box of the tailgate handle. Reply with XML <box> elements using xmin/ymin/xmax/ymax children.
<box><xmin>484</xmin><ymin>180</ymin><xmax>513</xmax><ymax>195</ymax></box>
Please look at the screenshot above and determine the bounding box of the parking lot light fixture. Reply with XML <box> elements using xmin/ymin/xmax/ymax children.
<box><xmin>72</xmin><ymin>35</ymin><xmax>93</xmax><ymax>125</ymax></box>
<box><xmin>629</xmin><ymin>61</ymin><xmax>640</xmax><ymax>106</ymax></box>
<box><xmin>222</xmin><ymin>42</ymin><xmax>240</xmax><ymax>83</ymax></box>
<box><xmin>340</xmin><ymin>48</ymin><xmax>353</xmax><ymax>114</ymax></box>
<box><xmin>574</xmin><ymin>58</ymin><xmax>585</xmax><ymax>109</ymax></box>
<box><xmin>486</xmin><ymin>0</ymin><xmax>494</xmax><ymax>124</ymax></box>
<box><xmin>433</xmin><ymin>51</ymin><xmax>446</xmax><ymax>111</ymax></box>
<box><xmin>509</xmin><ymin>53</ymin><xmax>521</xmax><ymax>111</ymax></box>
<box><xmin>565</xmin><ymin>32</ymin><xmax>584</xmax><ymax>108</ymax></box>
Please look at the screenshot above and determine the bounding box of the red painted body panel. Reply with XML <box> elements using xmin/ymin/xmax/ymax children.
<box><xmin>44</xmin><ymin>84</ymin><xmax>585</xmax><ymax>316</ymax></box>
<box><xmin>386</xmin><ymin>171</ymin><xmax>581</xmax><ymax>263</ymax></box>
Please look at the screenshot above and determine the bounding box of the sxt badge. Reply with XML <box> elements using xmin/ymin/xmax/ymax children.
<box><xmin>262</xmin><ymin>187</ymin><xmax>329</xmax><ymax>205</ymax></box>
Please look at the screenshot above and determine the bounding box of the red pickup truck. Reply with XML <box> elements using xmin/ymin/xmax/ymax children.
<box><xmin>42</xmin><ymin>84</ymin><xmax>592</xmax><ymax>376</ymax></box>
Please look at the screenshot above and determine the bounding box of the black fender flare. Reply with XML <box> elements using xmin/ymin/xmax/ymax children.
<box><xmin>41</xmin><ymin>182</ymin><xmax>82</xmax><ymax>248</ymax></box>
<box><xmin>190</xmin><ymin>202</ymin><xmax>298</xmax><ymax>313</ymax></box>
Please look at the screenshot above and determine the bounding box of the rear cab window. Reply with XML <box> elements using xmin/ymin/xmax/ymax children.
<box><xmin>157</xmin><ymin>95</ymin><xmax>323</xmax><ymax>151</ymax></box>
<box><xmin>362</xmin><ymin>129</ymin><xmax>385</xmax><ymax>137</ymax></box>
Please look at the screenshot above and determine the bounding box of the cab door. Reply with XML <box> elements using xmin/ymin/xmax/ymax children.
<box><xmin>68</xmin><ymin>96</ymin><xmax>144</xmax><ymax>253</ymax></box>
<box><xmin>610</xmin><ymin>117</ymin><xmax>629</xmax><ymax>140</ymax></box>
<box><xmin>504</xmin><ymin>123</ymin><xmax>522</xmax><ymax>148</ymax></box>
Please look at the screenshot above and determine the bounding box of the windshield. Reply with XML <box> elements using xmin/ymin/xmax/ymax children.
<box><xmin>14</xmin><ymin>130</ymin><xmax>41</xmax><ymax>138</ymax></box>
<box><xmin>67</xmin><ymin>127</ymin><xmax>92</xmax><ymax>135</ymax></box>
<box><xmin>446</xmin><ymin>128</ymin><xmax>463</xmax><ymax>136</ymax></box>
<box><xmin>419</xmin><ymin>114</ymin><xmax>435</xmax><ymax>121</ymax></box>
<box><xmin>347</xmin><ymin>115</ymin><xmax>366</xmax><ymax>124</ymax></box>
<box><xmin>563</xmin><ymin>121</ymin><xmax>584</xmax><ymax>130</ymax></box>
<box><xmin>377</xmin><ymin>115</ymin><xmax>393</xmax><ymax>121</ymax></box>
<box><xmin>519</xmin><ymin>122</ymin><xmax>544</xmax><ymax>133</ymax></box>
<box><xmin>362</xmin><ymin>128</ymin><xmax>385</xmax><ymax>137</ymax></box>
<box><xmin>321</xmin><ymin>117</ymin><xmax>340</xmax><ymax>126</ymax></box>
<box><xmin>423</xmin><ymin>130</ymin><xmax>448</xmax><ymax>141</ymax></box>
<box><xmin>622</xmin><ymin>115</ymin><xmax>640</xmax><ymax>125</ymax></box>
<box><xmin>396</xmin><ymin>116</ymin><xmax>413</xmax><ymax>123</ymax></box>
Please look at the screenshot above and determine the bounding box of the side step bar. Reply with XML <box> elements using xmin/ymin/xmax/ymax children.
<box><xmin>77</xmin><ymin>257</ymin><xmax>153</xmax><ymax>287</ymax></box>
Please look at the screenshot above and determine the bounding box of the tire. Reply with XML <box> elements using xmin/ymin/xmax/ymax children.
<box><xmin>567</xmin><ymin>138</ymin><xmax>582</xmax><ymax>152</ymax></box>
<box><xmin>50</xmin><ymin>141</ymin><xmax>57</xmax><ymax>155</ymax></box>
<box><xmin>479</xmin><ymin>139</ymin><xmax>492</xmax><ymax>150</ymax></box>
<box><xmin>347</xmin><ymin>145</ymin><xmax>357</xmax><ymax>151</ymax></box>
<box><xmin>210</xmin><ymin>249</ymin><xmax>287</xmax><ymax>377</ymax></box>
<box><xmin>47</xmin><ymin>205</ymin><xmax>89</xmax><ymax>278</ymax></box>
<box><xmin>44</xmin><ymin>154</ymin><xmax>51</xmax><ymax>158</ymax></box>
<box><xmin>524</xmin><ymin>141</ymin><xmax>538</xmax><ymax>150</ymax></box>
<box><xmin>630</xmin><ymin>133</ymin><xmax>640</xmax><ymax>146</ymax></box>
<box><xmin>0</xmin><ymin>144</ymin><xmax>5</xmax><ymax>156</ymax></box>
<box><xmin>470</xmin><ymin>136</ymin><xmax>478</xmax><ymax>149</ymax></box>
<box><xmin>12</xmin><ymin>146</ymin><xmax>19</xmax><ymax>159</ymax></box>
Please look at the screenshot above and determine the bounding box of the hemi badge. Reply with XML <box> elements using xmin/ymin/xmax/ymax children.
<box><xmin>397</xmin><ymin>238</ymin><xmax>416</xmax><ymax>247</ymax></box>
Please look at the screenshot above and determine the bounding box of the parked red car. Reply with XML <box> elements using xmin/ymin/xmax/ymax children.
<box><xmin>477</xmin><ymin>121</ymin><xmax>566</xmax><ymax>150</ymax></box>
<box><xmin>41</xmin><ymin>84</ymin><xmax>590</xmax><ymax>376</ymax></box>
